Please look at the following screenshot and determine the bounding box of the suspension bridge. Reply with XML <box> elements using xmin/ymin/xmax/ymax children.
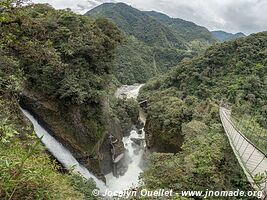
<box><xmin>220</xmin><ymin>107</ymin><xmax>267</xmax><ymax>199</ymax></box>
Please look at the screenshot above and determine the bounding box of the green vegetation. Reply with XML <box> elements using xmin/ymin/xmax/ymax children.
<box><xmin>139</xmin><ymin>31</ymin><xmax>267</xmax><ymax>195</ymax></box>
<box><xmin>1</xmin><ymin>0</ymin><xmax>125</xmax><ymax>171</ymax></box>
<box><xmin>110</xmin><ymin>98</ymin><xmax>139</xmax><ymax>133</ymax></box>
<box><xmin>145</xmin><ymin>11</ymin><xmax>216</xmax><ymax>51</ymax></box>
<box><xmin>87</xmin><ymin>3</ymin><xmax>186</xmax><ymax>48</ymax></box>
<box><xmin>1</xmin><ymin>0</ymin><xmax>265</xmax><ymax>198</ymax></box>
<box><xmin>86</xmin><ymin>3</ymin><xmax>215</xmax><ymax>84</ymax></box>
<box><xmin>211</xmin><ymin>30</ymin><xmax>246</xmax><ymax>42</ymax></box>
<box><xmin>0</xmin><ymin>0</ymin><xmax>124</xmax><ymax>198</ymax></box>
<box><xmin>0</xmin><ymin>138</ymin><xmax>82</xmax><ymax>200</ymax></box>
<box><xmin>70</xmin><ymin>174</ymin><xmax>101</xmax><ymax>200</ymax></box>
<box><xmin>232</xmin><ymin>115</ymin><xmax>267</xmax><ymax>154</ymax></box>
<box><xmin>3</xmin><ymin>4</ymin><xmax>122</xmax><ymax>105</ymax></box>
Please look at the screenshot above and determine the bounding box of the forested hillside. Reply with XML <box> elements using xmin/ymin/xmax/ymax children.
<box><xmin>1</xmin><ymin>0</ymin><xmax>265</xmax><ymax>199</ymax></box>
<box><xmin>0</xmin><ymin>1</ymin><xmax>123</xmax><ymax>199</ymax></box>
<box><xmin>86</xmin><ymin>3</ymin><xmax>216</xmax><ymax>84</ymax></box>
<box><xmin>87</xmin><ymin>3</ymin><xmax>186</xmax><ymax>48</ymax></box>
<box><xmin>145</xmin><ymin>11</ymin><xmax>216</xmax><ymax>50</ymax></box>
<box><xmin>139</xmin><ymin>31</ymin><xmax>267</xmax><ymax>194</ymax></box>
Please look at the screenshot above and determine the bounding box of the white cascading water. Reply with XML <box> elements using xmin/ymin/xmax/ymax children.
<box><xmin>20</xmin><ymin>83</ymin><xmax>145</xmax><ymax>194</ymax></box>
<box><xmin>115</xmin><ymin>84</ymin><xmax>144</xmax><ymax>99</ymax></box>
<box><xmin>105</xmin><ymin>129</ymin><xmax>145</xmax><ymax>191</ymax></box>
<box><xmin>20</xmin><ymin>108</ymin><xmax>107</xmax><ymax>192</ymax></box>
<box><xmin>106</xmin><ymin>84</ymin><xmax>146</xmax><ymax>191</ymax></box>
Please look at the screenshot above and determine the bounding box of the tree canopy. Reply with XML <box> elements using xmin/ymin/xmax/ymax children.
<box><xmin>139</xmin><ymin>31</ymin><xmax>267</xmax><ymax>195</ymax></box>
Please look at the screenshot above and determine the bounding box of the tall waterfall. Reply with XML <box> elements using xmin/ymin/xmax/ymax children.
<box><xmin>106</xmin><ymin>84</ymin><xmax>146</xmax><ymax>191</ymax></box>
<box><xmin>20</xmin><ymin>108</ymin><xmax>106</xmax><ymax>192</ymax></box>
<box><xmin>20</xmin><ymin>83</ymin><xmax>146</xmax><ymax>194</ymax></box>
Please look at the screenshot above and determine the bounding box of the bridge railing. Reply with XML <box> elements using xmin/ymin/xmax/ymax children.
<box><xmin>220</xmin><ymin>107</ymin><xmax>267</xmax><ymax>199</ymax></box>
<box><xmin>231</xmin><ymin>115</ymin><xmax>267</xmax><ymax>155</ymax></box>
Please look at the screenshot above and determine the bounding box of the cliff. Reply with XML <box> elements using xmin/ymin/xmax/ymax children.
<box><xmin>20</xmin><ymin>90</ymin><xmax>126</xmax><ymax>181</ymax></box>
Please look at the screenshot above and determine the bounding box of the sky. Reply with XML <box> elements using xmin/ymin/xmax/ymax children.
<box><xmin>32</xmin><ymin>0</ymin><xmax>267</xmax><ymax>35</ymax></box>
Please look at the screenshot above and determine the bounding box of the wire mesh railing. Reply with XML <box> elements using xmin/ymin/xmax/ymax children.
<box><xmin>219</xmin><ymin>107</ymin><xmax>267</xmax><ymax>199</ymax></box>
<box><xmin>231</xmin><ymin>115</ymin><xmax>267</xmax><ymax>155</ymax></box>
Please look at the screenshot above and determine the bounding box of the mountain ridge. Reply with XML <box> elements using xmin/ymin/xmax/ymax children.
<box><xmin>211</xmin><ymin>30</ymin><xmax>246</xmax><ymax>41</ymax></box>
<box><xmin>86</xmin><ymin>2</ymin><xmax>187</xmax><ymax>49</ymax></box>
<box><xmin>145</xmin><ymin>10</ymin><xmax>216</xmax><ymax>43</ymax></box>
<box><xmin>86</xmin><ymin>2</ymin><xmax>216</xmax><ymax>84</ymax></box>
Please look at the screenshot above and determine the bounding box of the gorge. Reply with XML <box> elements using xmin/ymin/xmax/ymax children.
<box><xmin>20</xmin><ymin>84</ymin><xmax>146</xmax><ymax>194</ymax></box>
<box><xmin>1</xmin><ymin>1</ymin><xmax>266</xmax><ymax>199</ymax></box>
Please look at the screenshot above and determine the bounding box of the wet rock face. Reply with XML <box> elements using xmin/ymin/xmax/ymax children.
<box><xmin>136</xmin><ymin>121</ymin><xmax>144</xmax><ymax>130</ymax></box>
<box><xmin>19</xmin><ymin>90</ymin><xmax>125</xmax><ymax>181</ymax></box>
<box><xmin>131</xmin><ymin>138</ymin><xmax>145</xmax><ymax>146</ymax></box>
<box><xmin>100</xmin><ymin>117</ymin><xmax>125</xmax><ymax>175</ymax></box>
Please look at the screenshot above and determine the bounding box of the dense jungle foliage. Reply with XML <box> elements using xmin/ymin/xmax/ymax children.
<box><xmin>145</xmin><ymin>11</ymin><xmax>216</xmax><ymax>48</ymax></box>
<box><xmin>0</xmin><ymin>0</ymin><xmax>123</xmax><ymax>199</ymax></box>
<box><xmin>1</xmin><ymin>2</ymin><xmax>122</xmax><ymax>105</ymax></box>
<box><xmin>1</xmin><ymin>0</ymin><xmax>265</xmax><ymax>199</ymax></box>
<box><xmin>87</xmin><ymin>3</ymin><xmax>216</xmax><ymax>84</ymax></box>
<box><xmin>139</xmin><ymin>31</ymin><xmax>267</xmax><ymax>196</ymax></box>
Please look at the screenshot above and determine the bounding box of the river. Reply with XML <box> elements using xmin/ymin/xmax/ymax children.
<box><xmin>20</xmin><ymin>84</ymin><xmax>146</xmax><ymax>194</ymax></box>
<box><xmin>106</xmin><ymin>84</ymin><xmax>146</xmax><ymax>191</ymax></box>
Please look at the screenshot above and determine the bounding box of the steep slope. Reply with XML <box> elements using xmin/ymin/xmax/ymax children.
<box><xmin>212</xmin><ymin>30</ymin><xmax>246</xmax><ymax>41</ymax></box>
<box><xmin>0</xmin><ymin>2</ymin><xmax>105</xmax><ymax>199</ymax></box>
<box><xmin>86</xmin><ymin>3</ymin><xmax>186</xmax><ymax>48</ymax></box>
<box><xmin>145</xmin><ymin>11</ymin><xmax>216</xmax><ymax>50</ymax></box>
<box><xmin>86</xmin><ymin>3</ymin><xmax>215</xmax><ymax>84</ymax></box>
<box><xmin>138</xmin><ymin>31</ymin><xmax>267</xmax><ymax>194</ymax></box>
<box><xmin>1</xmin><ymin>2</ymin><xmax>135</xmax><ymax>194</ymax></box>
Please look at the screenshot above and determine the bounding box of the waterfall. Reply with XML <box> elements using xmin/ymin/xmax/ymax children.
<box><xmin>105</xmin><ymin>84</ymin><xmax>146</xmax><ymax>191</ymax></box>
<box><xmin>105</xmin><ymin>129</ymin><xmax>145</xmax><ymax>191</ymax></box>
<box><xmin>20</xmin><ymin>108</ymin><xmax>106</xmax><ymax>192</ymax></box>
<box><xmin>20</xmin><ymin>83</ymin><xmax>146</xmax><ymax>195</ymax></box>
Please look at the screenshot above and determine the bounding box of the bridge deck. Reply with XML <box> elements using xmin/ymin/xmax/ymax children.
<box><xmin>220</xmin><ymin>107</ymin><xmax>267</xmax><ymax>198</ymax></box>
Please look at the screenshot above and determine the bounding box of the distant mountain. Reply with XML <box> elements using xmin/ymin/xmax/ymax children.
<box><xmin>86</xmin><ymin>3</ymin><xmax>187</xmax><ymax>49</ymax></box>
<box><xmin>145</xmin><ymin>11</ymin><xmax>216</xmax><ymax>44</ymax></box>
<box><xmin>211</xmin><ymin>30</ymin><xmax>246</xmax><ymax>41</ymax></box>
<box><xmin>86</xmin><ymin>3</ymin><xmax>216</xmax><ymax>84</ymax></box>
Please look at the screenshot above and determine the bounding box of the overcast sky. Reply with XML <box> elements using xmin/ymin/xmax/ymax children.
<box><xmin>33</xmin><ymin>0</ymin><xmax>267</xmax><ymax>35</ymax></box>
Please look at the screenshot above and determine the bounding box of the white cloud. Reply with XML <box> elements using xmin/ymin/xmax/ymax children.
<box><xmin>32</xmin><ymin>0</ymin><xmax>267</xmax><ymax>34</ymax></box>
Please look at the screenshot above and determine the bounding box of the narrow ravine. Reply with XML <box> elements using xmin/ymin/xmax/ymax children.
<box><xmin>107</xmin><ymin>84</ymin><xmax>146</xmax><ymax>191</ymax></box>
<box><xmin>20</xmin><ymin>83</ymin><xmax>146</xmax><ymax>194</ymax></box>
